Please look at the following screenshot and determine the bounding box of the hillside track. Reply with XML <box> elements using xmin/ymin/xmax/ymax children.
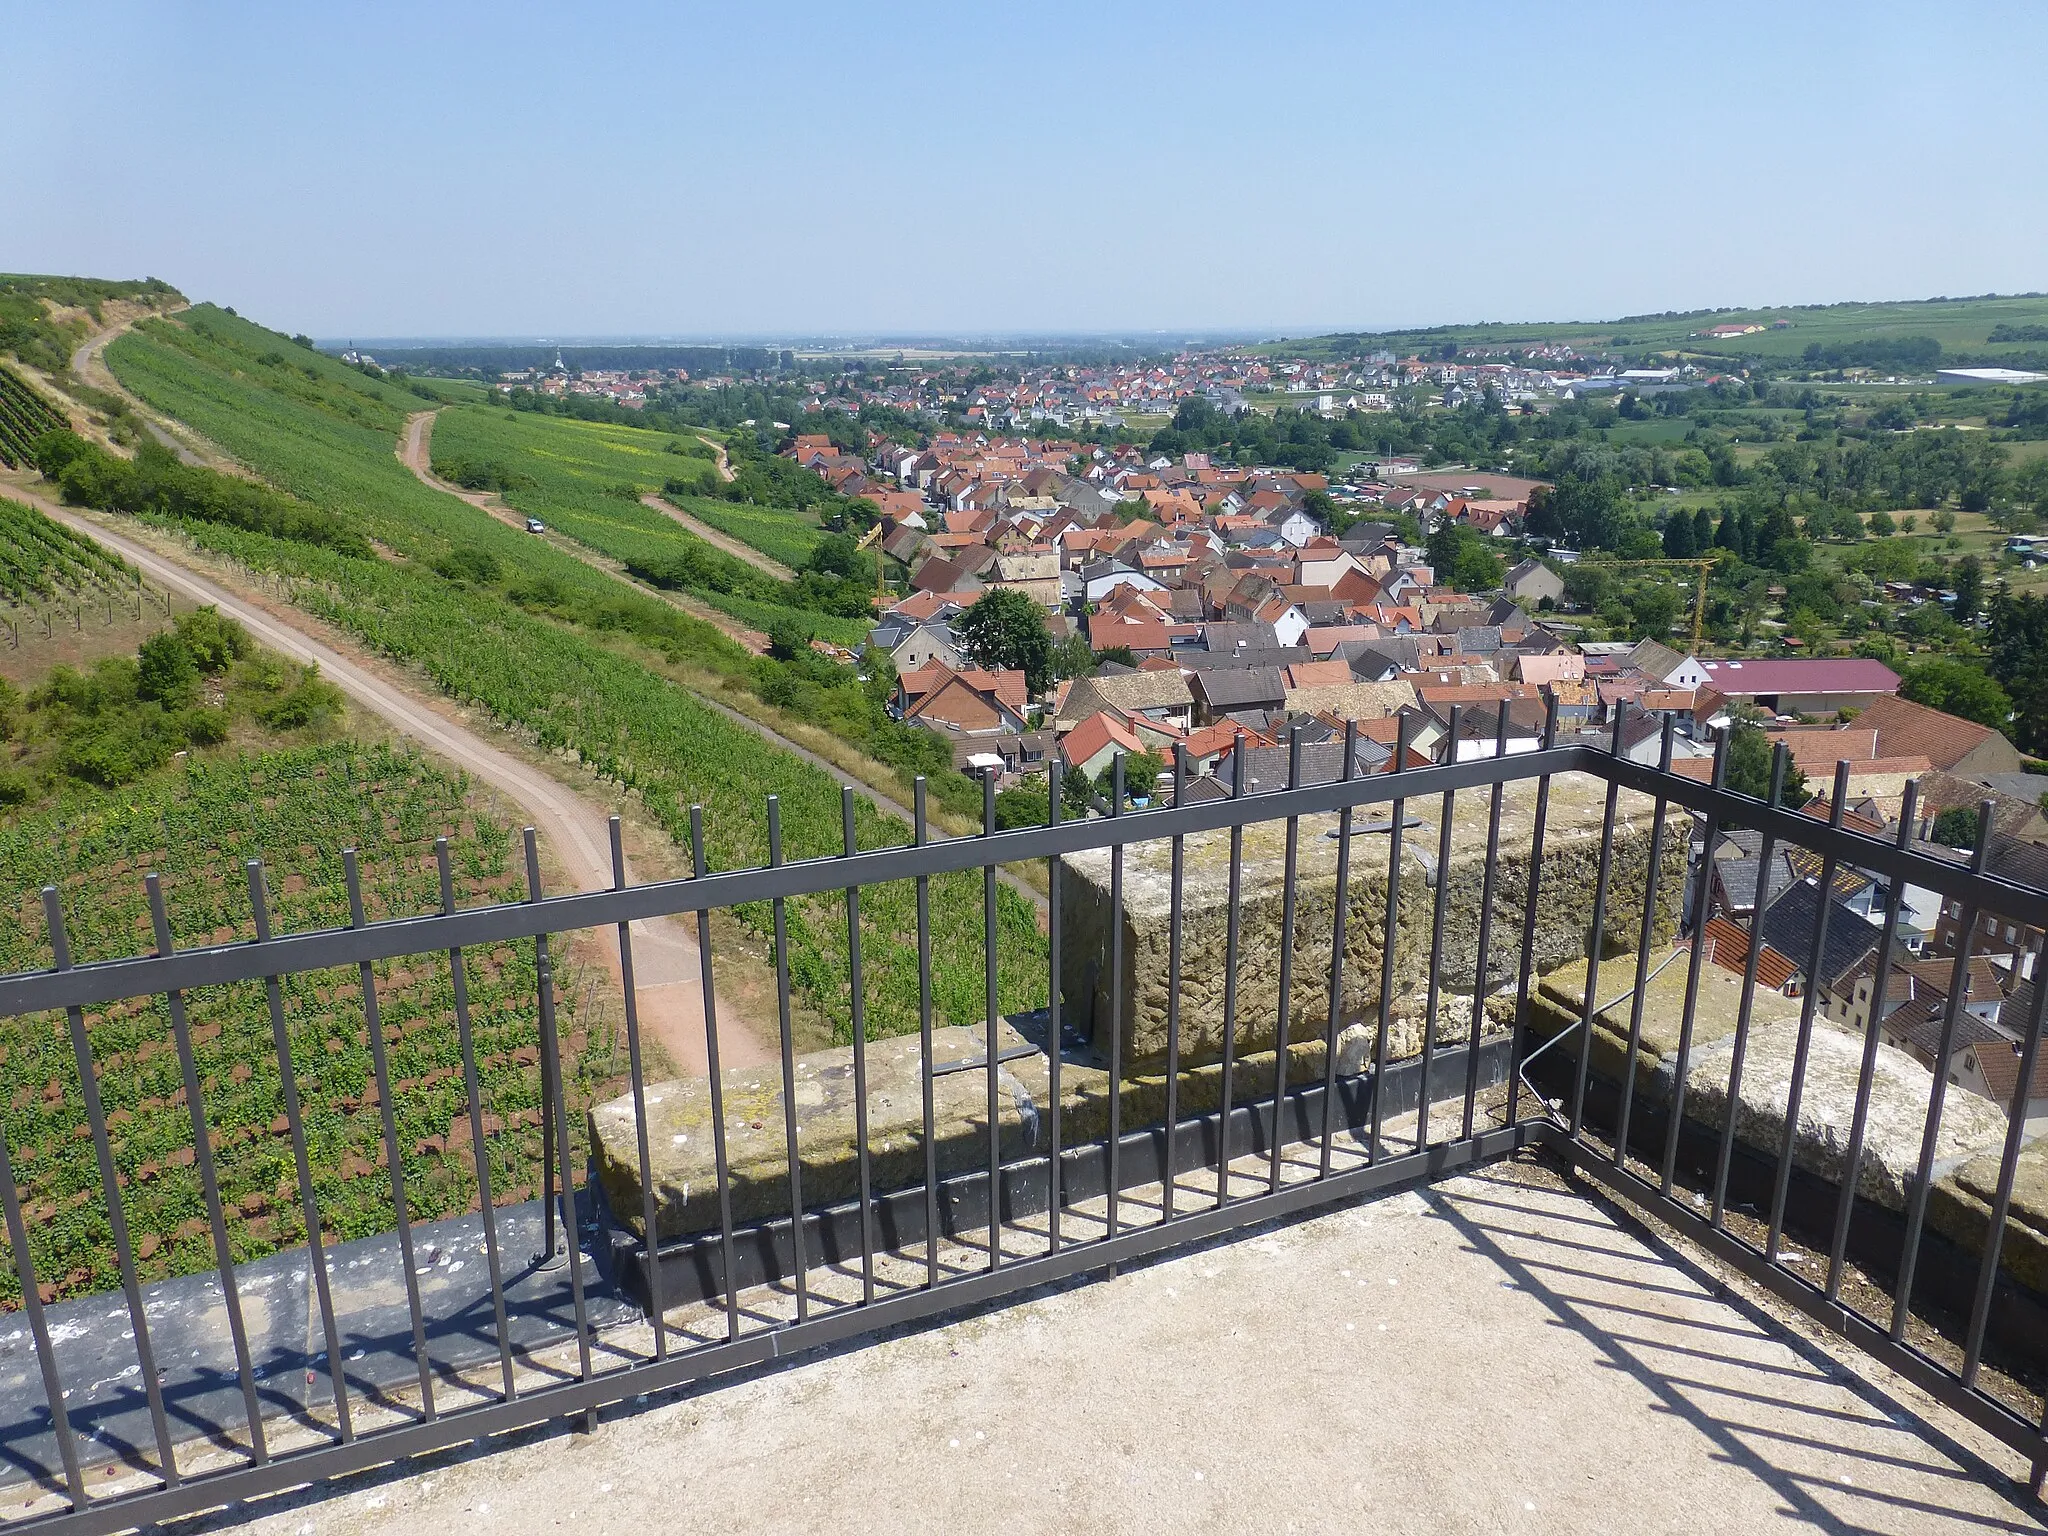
<box><xmin>0</xmin><ymin>474</ymin><xmax>767</xmax><ymax>1075</ymax></box>
<box><xmin>398</xmin><ymin>416</ymin><xmax>1046</xmax><ymax>916</ymax></box>
<box><xmin>639</xmin><ymin>492</ymin><xmax>795</xmax><ymax>581</ymax></box>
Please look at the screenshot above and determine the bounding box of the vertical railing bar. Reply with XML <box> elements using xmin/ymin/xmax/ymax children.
<box><xmin>1463</xmin><ymin>700</ymin><xmax>1510</xmax><ymax>1143</ymax></box>
<box><xmin>1505</xmin><ymin>694</ymin><xmax>1560</xmax><ymax>1126</ymax></box>
<box><xmin>1710</xmin><ymin>744</ymin><xmax>1791</xmax><ymax>1229</ymax></box>
<box><xmin>1568</xmin><ymin>703</ymin><xmax>1629</xmax><ymax>1139</ymax></box>
<box><xmin>1320</xmin><ymin>720</ymin><xmax>1359</xmax><ymax>1176</ymax></box>
<box><xmin>837</xmin><ymin>791</ymin><xmax>876</xmax><ymax>1305</ymax></box>
<box><xmin>1764</xmin><ymin>764</ymin><xmax>1851</xmax><ymax>1262</ymax></box>
<box><xmin>1164</xmin><ymin>744</ymin><xmax>1187</xmax><ymax>1217</ymax></box>
<box><xmin>147</xmin><ymin>875</ymin><xmax>267</xmax><ymax>1464</ymax></box>
<box><xmin>44</xmin><ymin>888</ymin><xmax>181</xmax><ymax>1487</ymax></box>
<box><xmin>342</xmin><ymin>852</ymin><xmax>435</xmax><ymax>1419</ymax></box>
<box><xmin>981</xmin><ymin>771</ymin><xmax>1003</xmax><ymax>1271</ymax></box>
<box><xmin>1823</xmin><ymin>784</ymin><xmax>1918</xmax><ymax>1302</ymax></box>
<box><xmin>1370</xmin><ymin>710</ymin><xmax>1415</xmax><ymax>1162</ymax></box>
<box><xmin>1962</xmin><ymin>957</ymin><xmax>2048</xmax><ymax>1386</ymax></box>
<box><xmin>0</xmin><ymin>1078</ymin><xmax>83</xmax><ymax>1504</ymax></box>
<box><xmin>436</xmin><ymin>841</ymin><xmax>517</xmax><ymax>1401</ymax></box>
<box><xmin>1269</xmin><ymin>725</ymin><xmax>1304</xmax><ymax>1193</ymax></box>
<box><xmin>1105</xmin><ymin>754</ymin><xmax>1126</xmax><ymax>1244</ymax></box>
<box><xmin>1216</xmin><ymin>751</ymin><xmax>1247</xmax><ymax>1208</ymax></box>
<box><xmin>1660</xmin><ymin>729</ymin><xmax>1730</xmax><ymax>1196</ymax></box>
<box><xmin>1612</xmin><ymin>715</ymin><xmax>1676</xmax><ymax>1166</ymax></box>
<box><xmin>606</xmin><ymin>819</ymin><xmax>668</xmax><ymax>1354</ymax></box>
<box><xmin>1416</xmin><ymin>706</ymin><xmax>1460</xmax><ymax>1153</ymax></box>
<box><xmin>247</xmin><ymin>862</ymin><xmax>353</xmax><ymax>1442</ymax></box>
<box><xmin>912</xmin><ymin>781</ymin><xmax>937</xmax><ymax>1289</ymax></box>
<box><xmin>523</xmin><ymin>831</ymin><xmax>595</xmax><ymax>1373</ymax></box>
<box><xmin>1045</xmin><ymin>759</ymin><xmax>1064</xmax><ymax>1252</ymax></box>
<box><xmin>1891</xmin><ymin>803</ymin><xmax>1996</xmax><ymax>1345</ymax></box>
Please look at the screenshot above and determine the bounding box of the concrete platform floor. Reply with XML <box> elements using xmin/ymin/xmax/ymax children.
<box><xmin>191</xmin><ymin>1156</ymin><xmax>2047</xmax><ymax>1536</ymax></box>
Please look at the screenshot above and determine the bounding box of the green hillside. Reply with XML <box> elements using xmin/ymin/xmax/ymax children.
<box><xmin>1275</xmin><ymin>292</ymin><xmax>2048</xmax><ymax>369</ymax></box>
<box><xmin>0</xmin><ymin>273</ymin><xmax>185</xmax><ymax>373</ymax></box>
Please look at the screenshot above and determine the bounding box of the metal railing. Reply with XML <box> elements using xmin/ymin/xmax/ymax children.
<box><xmin>0</xmin><ymin>700</ymin><xmax>2042</xmax><ymax>1530</ymax></box>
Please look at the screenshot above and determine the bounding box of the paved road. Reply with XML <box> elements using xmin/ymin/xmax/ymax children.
<box><xmin>0</xmin><ymin>475</ymin><xmax>766</xmax><ymax>1074</ymax></box>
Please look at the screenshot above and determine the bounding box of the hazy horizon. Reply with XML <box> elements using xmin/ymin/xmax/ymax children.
<box><xmin>8</xmin><ymin>1</ymin><xmax>2045</xmax><ymax>339</ymax></box>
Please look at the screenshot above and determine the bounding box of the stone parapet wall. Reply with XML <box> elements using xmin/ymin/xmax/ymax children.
<box><xmin>1058</xmin><ymin>771</ymin><xmax>1686</xmax><ymax>1070</ymax></box>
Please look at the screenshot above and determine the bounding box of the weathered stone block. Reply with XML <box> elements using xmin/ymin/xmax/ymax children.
<box><xmin>1681</xmin><ymin>1021</ymin><xmax>2008</xmax><ymax>1211</ymax></box>
<box><xmin>1533</xmin><ymin>947</ymin><xmax>1803</xmax><ymax>1096</ymax></box>
<box><xmin>1929</xmin><ymin>1139</ymin><xmax>2048</xmax><ymax>1294</ymax></box>
<box><xmin>1059</xmin><ymin>771</ymin><xmax>1684</xmax><ymax>1071</ymax></box>
<box><xmin>589</xmin><ymin>1023</ymin><xmax>1375</xmax><ymax>1244</ymax></box>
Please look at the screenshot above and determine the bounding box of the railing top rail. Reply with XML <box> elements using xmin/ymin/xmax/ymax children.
<box><xmin>0</xmin><ymin>745</ymin><xmax>2039</xmax><ymax>1020</ymax></box>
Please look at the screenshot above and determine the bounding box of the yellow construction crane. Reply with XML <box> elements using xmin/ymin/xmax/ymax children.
<box><xmin>856</xmin><ymin>519</ymin><xmax>888</xmax><ymax>604</ymax></box>
<box><xmin>1573</xmin><ymin>554</ymin><xmax>1722</xmax><ymax>653</ymax></box>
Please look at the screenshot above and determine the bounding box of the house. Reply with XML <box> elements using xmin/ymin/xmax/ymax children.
<box><xmin>1191</xmin><ymin>667</ymin><xmax>1288</xmax><ymax>725</ymax></box>
<box><xmin>1057</xmin><ymin>670</ymin><xmax>1196</xmax><ymax>733</ymax></box>
<box><xmin>896</xmin><ymin>664</ymin><xmax>1031</xmax><ymax>736</ymax></box>
<box><xmin>1932</xmin><ymin>834</ymin><xmax>2048</xmax><ymax>963</ymax></box>
<box><xmin>1850</xmin><ymin>694</ymin><xmax>2024</xmax><ymax>779</ymax></box>
<box><xmin>990</xmin><ymin>552</ymin><xmax>1062</xmax><ymax>610</ymax></box>
<box><xmin>1627</xmin><ymin>639</ymin><xmax>1713</xmax><ymax>692</ymax></box>
<box><xmin>1693</xmin><ymin>657</ymin><xmax>1902</xmax><ymax>717</ymax></box>
<box><xmin>1061</xmin><ymin>709</ymin><xmax>1149</xmax><ymax>781</ymax></box>
<box><xmin>1503</xmin><ymin>558</ymin><xmax>1565</xmax><ymax>608</ymax></box>
<box><xmin>1081</xmin><ymin>559</ymin><xmax>1167</xmax><ymax>605</ymax></box>
<box><xmin>870</xmin><ymin>620</ymin><xmax>964</xmax><ymax>675</ymax></box>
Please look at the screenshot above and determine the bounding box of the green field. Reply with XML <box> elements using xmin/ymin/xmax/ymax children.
<box><xmin>1272</xmin><ymin>292</ymin><xmax>2048</xmax><ymax>366</ymax></box>
<box><xmin>665</xmin><ymin>490</ymin><xmax>825</xmax><ymax>572</ymax></box>
<box><xmin>101</xmin><ymin>306</ymin><xmax>1043</xmax><ymax>1040</ymax></box>
<box><xmin>0</xmin><ymin>739</ymin><xmax>626</xmax><ymax>1303</ymax></box>
<box><xmin>0</xmin><ymin>363</ymin><xmax>68</xmax><ymax>467</ymax></box>
<box><xmin>428</xmin><ymin>407</ymin><xmax>860</xmax><ymax>643</ymax></box>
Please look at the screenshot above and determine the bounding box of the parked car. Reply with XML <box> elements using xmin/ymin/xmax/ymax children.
<box><xmin>525</xmin><ymin>518</ymin><xmax>545</xmax><ymax>534</ymax></box>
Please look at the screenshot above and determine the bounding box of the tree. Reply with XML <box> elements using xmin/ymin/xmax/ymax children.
<box><xmin>136</xmin><ymin>632</ymin><xmax>198</xmax><ymax>708</ymax></box>
<box><xmin>956</xmin><ymin>588</ymin><xmax>1054</xmax><ymax>694</ymax></box>
<box><xmin>1692</xmin><ymin>507</ymin><xmax>1715</xmax><ymax>553</ymax></box>
<box><xmin>1898</xmin><ymin>658</ymin><xmax>2012</xmax><ymax>731</ymax></box>
<box><xmin>1724</xmin><ymin>719</ymin><xmax>1811</xmax><ymax>807</ymax></box>
<box><xmin>1867</xmin><ymin>510</ymin><xmax>1896</xmax><ymax>537</ymax></box>
<box><xmin>766</xmin><ymin>618</ymin><xmax>812</xmax><ymax>661</ymax></box>
<box><xmin>1661</xmin><ymin>512</ymin><xmax>1697</xmax><ymax>559</ymax></box>
<box><xmin>1933</xmin><ymin>509</ymin><xmax>1957</xmax><ymax>535</ymax></box>
<box><xmin>1953</xmin><ymin>555</ymin><xmax>1984</xmax><ymax>624</ymax></box>
<box><xmin>1049</xmin><ymin>632</ymin><xmax>1097</xmax><ymax>682</ymax></box>
<box><xmin>1932</xmin><ymin>806</ymin><xmax>1980</xmax><ymax>849</ymax></box>
<box><xmin>1061</xmin><ymin>762</ymin><xmax>1094</xmax><ymax>815</ymax></box>
<box><xmin>1425</xmin><ymin>524</ymin><xmax>1503</xmax><ymax>593</ymax></box>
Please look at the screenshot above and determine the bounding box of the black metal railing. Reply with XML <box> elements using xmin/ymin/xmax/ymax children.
<box><xmin>0</xmin><ymin>701</ymin><xmax>2042</xmax><ymax>1531</ymax></box>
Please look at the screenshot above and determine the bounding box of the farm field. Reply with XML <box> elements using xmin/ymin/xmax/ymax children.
<box><xmin>661</xmin><ymin>490</ymin><xmax>824</xmax><ymax>573</ymax></box>
<box><xmin>101</xmin><ymin>307</ymin><xmax>1045</xmax><ymax>1040</ymax></box>
<box><xmin>427</xmin><ymin>407</ymin><xmax>862</xmax><ymax>643</ymax></box>
<box><xmin>0</xmin><ymin>739</ymin><xmax>621</xmax><ymax>1304</ymax></box>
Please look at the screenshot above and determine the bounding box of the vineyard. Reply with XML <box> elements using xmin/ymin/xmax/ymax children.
<box><xmin>429</xmin><ymin>406</ymin><xmax>863</xmax><ymax>644</ymax></box>
<box><xmin>0</xmin><ymin>363</ymin><xmax>67</xmax><ymax>468</ymax></box>
<box><xmin>662</xmin><ymin>489</ymin><xmax>828</xmax><ymax>574</ymax></box>
<box><xmin>0</xmin><ymin>494</ymin><xmax>161</xmax><ymax>651</ymax></box>
<box><xmin>0</xmin><ymin>740</ymin><xmax>620</xmax><ymax>1304</ymax></box>
<box><xmin>102</xmin><ymin>308</ymin><xmax>1047</xmax><ymax>1041</ymax></box>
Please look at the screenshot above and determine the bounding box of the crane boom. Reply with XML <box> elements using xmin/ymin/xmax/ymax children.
<box><xmin>1571</xmin><ymin>554</ymin><xmax>1719</xmax><ymax>653</ymax></box>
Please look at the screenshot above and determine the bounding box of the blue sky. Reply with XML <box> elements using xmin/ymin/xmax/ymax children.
<box><xmin>6</xmin><ymin>2</ymin><xmax>2045</xmax><ymax>340</ymax></box>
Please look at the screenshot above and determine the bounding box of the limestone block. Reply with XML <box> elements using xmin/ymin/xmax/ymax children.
<box><xmin>589</xmin><ymin>1023</ymin><xmax>1375</xmax><ymax>1244</ymax></box>
<box><xmin>1059</xmin><ymin>771</ymin><xmax>1685</xmax><ymax>1071</ymax></box>
<box><xmin>1929</xmin><ymin>1139</ymin><xmax>2048</xmax><ymax>1295</ymax></box>
<box><xmin>1535</xmin><ymin>949</ymin><xmax>1805</xmax><ymax>1096</ymax></box>
<box><xmin>1681</xmin><ymin>1021</ymin><xmax>2009</xmax><ymax>1211</ymax></box>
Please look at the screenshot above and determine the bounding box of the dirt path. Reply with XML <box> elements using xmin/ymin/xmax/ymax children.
<box><xmin>397</xmin><ymin>412</ymin><xmax>772</xmax><ymax>654</ymax></box>
<box><xmin>398</xmin><ymin>413</ymin><xmax>1044</xmax><ymax>915</ymax></box>
<box><xmin>0</xmin><ymin>475</ymin><xmax>767</xmax><ymax>1075</ymax></box>
<box><xmin>697</xmin><ymin>435</ymin><xmax>735</xmax><ymax>483</ymax></box>
<box><xmin>639</xmin><ymin>492</ymin><xmax>794</xmax><ymax>581</ymax></box>
<box><xmin>69</xmin><ymin>312</ymin><xmax>242</xmax><ymax>474</ymax></box>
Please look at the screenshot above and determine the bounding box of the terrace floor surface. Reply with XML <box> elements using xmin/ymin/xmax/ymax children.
<box><xmin>194</xmin><ymin>1156</ymin><xmax>2047</xmax><ymax>1536</ymax></box>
